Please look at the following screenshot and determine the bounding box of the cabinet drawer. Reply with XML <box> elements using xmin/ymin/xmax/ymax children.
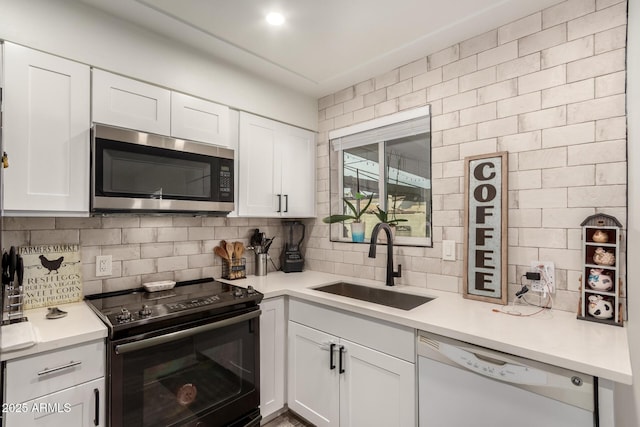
<box><xmin>5</xmin><ymin>340</ymin><xmax>105</xmax><ymax>404</ymax></box>
<box><xmin>289</xmin><ymin>299</ymin><xmax>414</xmax><ymax>363</ymax></box>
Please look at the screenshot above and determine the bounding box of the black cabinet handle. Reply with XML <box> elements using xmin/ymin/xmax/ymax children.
<box><xmin>339</xmin><ymin>345</ymin><xmax>345</xmax><ymax>374</ymax></box>
<box><xmin>330</xmin><ymin>343</ymin><xmax>336</xmax><ymax>370</ymax></box>
<box><xmin>284</xmin><ymin>194</ymin><xmax>289</xmax><ymax>213</ymax></box>
<box><xmin>94</xmin><ymin>388</ymin><xmax>100</xmax><ymax>426</ymax></box>
<box><xmin>277</xmin><ymin>194</ymin><xmax>282</xmax><ymax>213</ymax></box>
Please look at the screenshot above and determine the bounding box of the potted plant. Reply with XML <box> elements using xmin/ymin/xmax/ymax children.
<box><xmin>373</xmin><ymin>205</ymin><xmax>407</xmax><ymax>242</ymax></box>
<box><xmin>322</xmin><ymin>192</ymin><xmax>374</xmax><ymax>242</ymax></box>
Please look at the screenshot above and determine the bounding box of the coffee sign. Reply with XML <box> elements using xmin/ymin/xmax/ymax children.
<box><xmin>463</xmin><ymin>152</ymin><xmax>508</xmax><ymax>304</ymax></box>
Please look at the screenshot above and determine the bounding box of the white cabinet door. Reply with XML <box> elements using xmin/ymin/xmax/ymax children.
<box><xmin>238</xmin><ymin>112</ymin><xmax>278</xmax><ymax>216</ymax></box>
<box><xmin>92</xmin><ymin>69</ymin><xmax>170</xmax><ymax>135</ymax></box>
<box><xmin>238</xmin><ymin>112</ymin><xmax>315</xmax><ymax>217</ymax></box>
<box><xmin>260</xmin><ymin>298</ymin><xmax>286</xmax><ymax>420</ymax></box>
<box><xmin>288</xmin><ymin>322</ymin><xmax>339</xmax><ymax>427</ymax></box>
<box><xmin>171</xmin><ymin>92</ymin><xmax>229</xmax><ymax>146</ymax></box>
<box><xmin>279</xmin><ymin>124</ymin><xmax>316</xmax><ymax>217</ymax></box>
<box><xmin>4</xmin><ymin>378</ymin><xmax>105</xmax><ymax>427</ymax></box>
<box><xmin>340</xmin><ymin>339</ymin><xmax>415</xmax><ymax>427</ymax></box>
<box><xmin>2</xmin><ymin>42</ymin><xmax>90</xmax><ymax>215</ymax></box>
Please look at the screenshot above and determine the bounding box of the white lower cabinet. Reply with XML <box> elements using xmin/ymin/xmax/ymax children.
<box><xmin>260</xmin><ymin>297</ymin><xmax>286</xmax><ymax>420</ymax></box>
<box><xmin>2</xmin><ymin>340</ymin><xmax>106</xmax><ymax>427</ymax></box>
<box><xmin>287</xmin><ymin>300</ymin><xmax>415</xmax><ymax>427</ymax></box>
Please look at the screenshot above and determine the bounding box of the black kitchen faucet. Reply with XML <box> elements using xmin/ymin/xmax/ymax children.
<box><xmin>368</xmin><ymin>223</ymin><xmax>402</xmax><ymax>286</ymax></box>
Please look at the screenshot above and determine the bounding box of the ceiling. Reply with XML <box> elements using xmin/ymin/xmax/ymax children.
<box><xmin>80</xmin><ymin>0</ymin><xmax>563</xmax><ymax>98</ymax></box>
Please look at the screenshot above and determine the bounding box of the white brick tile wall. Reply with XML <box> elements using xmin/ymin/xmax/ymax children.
<box><xmin>477</xmin><ymin>116</ymin><xmax>518</xmax><ymax>139</ymax></box>
<box><xmin>594</xmin><ymin>25</ymin><xmax>626</xmax><ymax>54</ymax></box>
<box><xmin>443</xmin><ymin>56</ymin><xmax>477</xmax><ymax>80</ymax></box>
<box><xmin>375</xmin><ymin>69</ymin><xmax>400</xmax><ymax>89</ymax></box>
<box><xmin>519</xmin><ymin>228</ymin><xmax>567</xmax><ymax>248</ymax></box>
<box><xmin>443</xmin><ymin>90</ymin><xmax>477</xmax><ymax>113</ymax></box>
<box><xmin>518</xmin><ymin>65</ymin><xmax>566</xmax><ymax>94</ymax></box>
<box><xmin>567</xmin><ymin>2</ymin><xmax>627</xmax><ymax>40</ymax></box>
<box><xmin>343</xmin><ymin>95</ymin><xmax>364</xmax><ymax>113</ymax></box>
<box><xmin>355</xmin><ymin>79</ymin><xmax>375</xmax><ymax>95</ymax></box>
<box><xmin>413</xmin><ymin>69</ymin><xmax>442</xmax><ymax>90</ymax></box>
<box><xmin>431</xmin><ymin>111</ymin><xmax>459</xmax><ymax>131</ymax></box>
<box><xmin>518</xmin><ymin>147</ymin><xmax>567</xmax><ymax>170</ymax></box>
<box><xmin>429</xmin><ymin>45</ymin><xmax>460</xmax><ymax>69</ymax></box>
<box><xmin>542</xmin><ymin>122</ymin><xmax>595</xmax><ymax>148</ymax></box>
<box><xmin>497</xmin><ymin>53</ymin><xmax>541</xmax><ymax>81</ymax></box>
<box><xmin>542</xmin><ymin>165</ymin><xmax>595</xmax><ymax>187</ymax></box>
<box><xmin>459</xmin><ymin>138</ymin><xmax>498</xmax><ymax>158</ymax></box>
<box><xmin>518</xmin><ymin>24</ymin><xmax>567</xmax><ymax>56</ymax></box>
<box><xmin>399</xmin><ymin>89</ymin><xmax>427</xmax><ymax>110</ymax></box>
<box><xmin>519</xmin><ymin>188</ymin><xmax>567</xmax><ymax>208</ymax></box>
<box><xmin>499</xmin><ymin>13</ymin><xmax>541</xmax><ymax>44</ymax></box>
<box><xmin>387</xmin><ymin>79</ymin><xmax>413</xmax><ymax>99</ymax></box>
<box><xmin>31</xmin><ymin>230</ymin><xmax>79</xmax><ymax>245</ymax></box>
<box><xmin>566</xmin><ymin>48</ymin><xmax>625</xmax><ymax>82</ymax></box>
<box><xmin>595</xmin><ymin>71</ymin><xmax>625</xmax><ymax>97</ymax></box>
<box><xmin>460</xmin><ymin>30</ymin><xmax>498</xmax><ymax>58</ymax></box>
<box><xmin>567</xmin><ymin>93</ymin><xmax>625</xmax><ymax>123</ymax></box>
<box><xmin>498</xmin><ymin>131</ymin><xmax>542</xmax><ymax>152</ymax></box>
<box><xmin>400</xmin><ymin>58</ymin><xmax>427</xmax><ymax>80</ymax></box>
<box><xmin>518</xmin><ymin>106</ymin><xmax>566</xmax><ymax>131</ymax></box>
<box><xmin>595</xmin><ymin>116</ymin><xmax>626</xmax><ymax>140</ymax></box>
<box><xmin>567</xmin><ymin>139</ymin><xmax>626</xmax><ymax>165</ymax></box>
<box><xmin>568</xmin><ymin>185</ymin><xmax>626</xmax><ymax>207</ymax></box>
<box><xmin>375</xmin><ymin>99</ymin><xmax>399</xmax><ymax>117</ymax></box>
<box><xmin>541</xmin><ymin>36</ymin><xmax>594</xmax><ymax>69</ymax></box>
<box><xmin>478</xmin><ymin>41</ymin><xmax>518</xmax><ymax>69</ymax></box>
<box><xmin>541</xmin><ymin>79</ymin><xmax>594</xmax><ymax>108</ymax></box>
<box><xmin>459</xmin><ymin>103</ymin><xmax>496</xmax><ymax>125</ymax></box>
<box><xmin>140</xmin><ymin>243</ymin><xmax>173</xmax><ymax>259</ymax></box>
<box><xmin>334</xmin><ymin>86</ymin><xmax>354</xmax><ymax>103</ymax></box>
<box><xmin>497</xmin><ymin>92</ymin><xmax>541</xmax><ymax>118</ymax></box>
<box><xmin>542</xmin><ymin>0</ymin><xmax>596</xmax><ymax>29</ymax></box>
<box><xmin>542</xmin><ymin>207</ymin><xmax>595</xmax><ymax>228</ymax></box>
<box><xmin>363</xmin><ymin>88</ymin><xmax>387</xmax><ymax>107</ymax></box>
<box><xmin>509</xmin><ymin>170</ymin><xmax>542</xmax><ymax>190</ymax></box>
<box><xmin>443</xmin><ymin>124</ymin><xmax>477</xmax><ymax>145</ymax></box>
<box><xmin>353</xmin><ymin>106</ymin><xmax>375</xmax><ymax>122</ymax></box>
<box><xmin>596</xmin><ymin>161</ymin><xmax>626</xmax><ymax>185</ymax></box>
<box><xmin>478</xmin><ymin>79</ymin><xmax>518</xmax><ymax>103</ymax></box>
<box><xmin>508</xmin><ymin>208</ymin><xmax>542</xmax><ymax>227</ymax></box>
<box><xmin>427</xmin><ymin>79</ymin><xmax>459</xmax><ymax>101</ymax></box>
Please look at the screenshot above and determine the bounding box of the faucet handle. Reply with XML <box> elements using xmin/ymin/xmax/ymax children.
<box><xmin>394</xmin><ymin>264</ymin><xmax>402</xmax><ymax>278</ymax></box>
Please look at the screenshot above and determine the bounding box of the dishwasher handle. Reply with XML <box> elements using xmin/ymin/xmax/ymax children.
<box><xmin>438</xmin><ymin>342</ymin><xmax>547</xmax><ymax>386</ymax></box>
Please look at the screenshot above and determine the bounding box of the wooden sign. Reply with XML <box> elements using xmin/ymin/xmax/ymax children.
<box><xmin>463</xmin><ymin>152</ymin><xmax>508</xmax><ymax>304</ymax></box>
<box><xmin>18</xmin><ymin>244</ymin><xmax>83</xmax><ymax>309</ymax></box>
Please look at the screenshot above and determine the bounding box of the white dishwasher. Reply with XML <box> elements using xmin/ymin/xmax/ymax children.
<box><xmin>417</xmin><ymin>331</ymin><xmax>596</xmax><ymax>427</ymax></box>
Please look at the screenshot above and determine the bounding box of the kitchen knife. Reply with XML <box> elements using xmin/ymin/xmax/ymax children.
<box><xmin>8</xmin><ymin>246</ymin><xmax>17</xmax><ymax>283</ymax></box>
<box><xmin>2</xmin><ymin>251</ymin><xmax>9</xmax><ymax>285</ymax></box>
<box><xmin>16</xmin><ymin>255</ymin><xmax>24</xmax><ymax>289</ymax></box>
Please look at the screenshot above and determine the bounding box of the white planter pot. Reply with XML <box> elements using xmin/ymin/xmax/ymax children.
<box><xmin>350</xmin><ymin>222</ymin><xmax>366</xmax><ymax>242</ymax></box>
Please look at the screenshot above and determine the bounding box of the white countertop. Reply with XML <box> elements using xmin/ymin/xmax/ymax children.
<box><xmin>0</xmin><ymin>301</ymin><xmax>108</xmax><ymax>362</ymax></box>
<box><xmin>226</xmin><ymin>270</ymin><xmax>633</xmax><ymax>385</ymax></box>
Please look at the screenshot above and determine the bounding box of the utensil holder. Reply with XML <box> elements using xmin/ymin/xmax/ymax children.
<box><xmin>255</xmin><ymin>253</ymin><xmax>268</xmax><ymax>276</ymax></box>
<box><xmin>222</xmin><ymin>258</ymin><xmax>246</xmax><ymax>280</ymax></box>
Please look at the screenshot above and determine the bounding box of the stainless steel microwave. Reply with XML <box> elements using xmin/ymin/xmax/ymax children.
<box><xmin>91</xmin><ymin>124</ymin><xmax>234</xmax><ymax>214</ymax></box>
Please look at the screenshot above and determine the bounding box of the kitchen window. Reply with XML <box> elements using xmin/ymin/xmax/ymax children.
<box><xmin>328</xmin><ymin>106</ymin><xmax>432</xmax><ymax>246</ymax></box>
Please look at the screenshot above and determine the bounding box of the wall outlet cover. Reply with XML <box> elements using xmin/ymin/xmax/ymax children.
<box><xmin>96</xmin><ymin>255</ymin><xmax>113</xmax><ymax>277</ymax></box>
<box><xmin>529</xmin><ymin>261</ymin><xmax>555</xmax><ymax>294</ymax></box>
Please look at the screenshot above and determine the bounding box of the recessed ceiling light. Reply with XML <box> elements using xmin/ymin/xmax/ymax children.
<box><xmin>266</xmin><ymin>12</ymin><xmax>285</xmax><ymax>26</ymax></box>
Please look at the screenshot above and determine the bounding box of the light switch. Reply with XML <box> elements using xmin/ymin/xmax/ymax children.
<box><xmin>442</xmin><ymin>240</ymin><xmax>456</xmax><ymax>261</ymax></box>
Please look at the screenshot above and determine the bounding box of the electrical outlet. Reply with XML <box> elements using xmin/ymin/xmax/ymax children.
<box><xmin>529</xmin><ymin>261</ymin><xmax>555</xmax><ymax>294</ymax></box>
<box><xmin>442</xmin><ymin>240</ymin><xmax>456</xmax><ymax>261</ymax></box>
<box><xmin>96</xmin><ymin>255</ymin><xmax>112</xmax><ymax>277</ymax></box>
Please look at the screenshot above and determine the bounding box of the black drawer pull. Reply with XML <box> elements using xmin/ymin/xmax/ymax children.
<box><xmin>330</xmin><ymin>343</ymin><xmax>336</xmax><ymax>370</ymax></box>
<box><xmin>339</xmin><ymin>345</ymin><xmax>345</xmax><ymax>374</ymax></box>
<box><xmin>94</xmin><ymin>388</ymin><xmax>99</xmax><ymax>426</ymax></box>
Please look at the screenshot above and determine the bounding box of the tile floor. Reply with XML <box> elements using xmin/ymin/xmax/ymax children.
<box><xmin>262</xmin><ymin>411</ymin><xmax>314</xmax><ymax>427</ymax></box>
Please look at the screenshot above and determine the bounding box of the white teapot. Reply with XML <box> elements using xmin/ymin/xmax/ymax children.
<box><xmin>587</xmin><ymin>268</ymin><xmax>614</xmax><ymax>291</ymax></box>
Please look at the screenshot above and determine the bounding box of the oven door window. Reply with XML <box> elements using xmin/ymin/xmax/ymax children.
<box><xmin>96</xmin><ymin>138</ymin><xmax>216</xmax><ymax>201</ymax></box>
<box><xmin>119</xmin><ymin>318</ymin><xmax>258</xmax><ymax>427</ymax></box>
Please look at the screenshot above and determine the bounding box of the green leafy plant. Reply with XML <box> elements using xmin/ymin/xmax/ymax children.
<box><xmin>374</xmin><ymin>205</ymin><xmax>408</xmax><ymax>226</ymax></box>
<box><xmin>322</xmin><ymin>192</ymin><xmax>374</xmax><ymax>224</ymax></box>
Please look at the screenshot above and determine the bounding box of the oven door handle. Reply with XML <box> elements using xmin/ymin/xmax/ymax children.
<box><xmin>114</xmin><ymin>310</ymin><xmax>261</xmax><ymax>355</ymax></box>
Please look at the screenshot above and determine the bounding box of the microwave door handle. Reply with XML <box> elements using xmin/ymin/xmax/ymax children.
<box><xmin>114</xmin><ymin>310</ymin><xmax>261</xmax><ymax>355</ymax></box>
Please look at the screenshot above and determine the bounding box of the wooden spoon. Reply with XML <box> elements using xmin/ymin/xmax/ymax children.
<box><xmin>234</xmin><ymin>241</ymin><xmax>245</xmax><ymax>260</ymax></box>
<box><xmin>214</xmin><ymin>246</ymin><xmax>229</xmax><ymax>260</ymax></box>
<box><xmin>226</xmin><ymin>242</ymin><xmax>235</xmax><ymax>260</ymax></box>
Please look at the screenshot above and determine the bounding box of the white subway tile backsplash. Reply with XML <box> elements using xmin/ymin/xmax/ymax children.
<box><xmin>567</xmin><ymin>139</ymin><xmax>626</xmax><ymax>165</ymax></box>
<box><xmin>477</xmin><ymin>116</ymin><xmax>518</xmax><ymax>139</ymax></box>
<box><xmin>595</xmin><ymin>71</ymin><xmax>625</xmax><ymax>97</ymax></box>
<box><xmin>478</xmin><ymin>79</ymin><xmax>518</xmax><ymax>103</ymax></box>
<box><xmin>374</xmin><ymin>99</ymin><xmax>399</xmax><ymax>117</ymax></box>
<box><xmin>498</xmin><ymin>131</ymin><xmax>542</xmax><ymax>152</ymax></box>
<box><xmin>566</xmin><ymin>48</ymin><xmax>625</xmax><ymax>82</ymax></box>
<box><xmin>459</xmin><ymin>67</ymin><xmax>496</xmax><ymax>92</ymax></box>
<box><xmin>497</xmin><ymin>92</ymin><xmax>541</xmax><ymax>118</ymax></box>
<box><xmin>596</xmin><ymin>161</ymin><xmax>627</xmax><ymax>185</ymax></box>
<box><xmin>542</xmin><ymin>207</ymin><xmax>596</xmax><ymax>228</ymax></box>
<box><xmin>567</xmin><ymin>1</ymin><xmax>627</xmax><ymax>40</ymax></box>
<box><xmin>157</xmin><ymin>256</ymin><xmax>188</xmax><ymax>273</ymax></box>
<box><xmin>81</xmin><ymin>229</ymin><xmax>121</xmax><ymax>246</ymax></box>
<box><xmin>541</xmin><ymin>79</ymin><xmax>594</xmax><ymax>109</ymax></box>
<box><xmin>443</xmin><ymin>125</ymin><xmax>477</xmax><ymax>146</ymax></box>
<box><xmin>31</xmin><ymin>229</ymin><xmax>79</xmax><ymax>245</ymax></box>
<box><xmin>427</xmin><ymin>79</ymin><xmax>459</xmax><ymax>101</ymax></box>
<box><xmin>542</xmin><ymin>165</ymin><xmax>595</xmax><ymax>188</ymax></box>
<box><xmin>387</xmin><ymin>79</ymin><xmax>412</xmax><ymax>99</ymax></box>
<box><xmin>355</xmin><ymin>79</ymin><xmax>375</xmax><ymax>95</ymax></box>
<box><xmin>496</xmin><ymin>53</ymin><xmax>541</xmax><ymax>81</ymax></box>
<box><xmin>334</xmin><ymin>86</ymin><xmax>355</xmax><ymax>103</ymax></box>
<box><xmin>518</xmin><ymin>24</ymin><xmax>567</xmax><ymax>56</ymax></box>
<box><xmin>519</xmin><ymin>106</ymin><xmax>566</xmax><ymax>132</ymax></box>
<box><xmin>399</xmin><ymin>89</ymin><xmax>427</xmax><ymax>110</ymax></box>
<box><xmin>431</xmin><ymin>111</ymin><xmax>460</xmax><ymax>131</ymax></box>
<box><xmin>413</xmin><ymin>69</ymin><xmax>443</xmax><ymax>90</ymax></box>
<box><xmin>518</xmin><ymin>65</ymin><xmax>566</xmax><ymax>94</ymax></box>
<box><xmin>594</xmin><ymin>25</ymin><xmax>627</xmax><ymax>54</ymax></box>
<box><xmin>443</xmin><ymin>56</ymin><xmax>477</xmax><ymax>81</ymax></box>
<box><xmin>519</xmin><ymin>228</ymin><xmax>567</xmax><ymax>248</ymax></box>
<box><xmin>459</xmin><ymin>138</ymin><xmax>498</xmax><ymax>158</ymax></box>
<box><xmin>123</xmin><ymin>258</ymin><xmax>156</xmax><ymax>276</ymax></box>
<box><xmin>429</xmin><ymin>45</ymin><xmax>460</xmax><ymax>69</ymax></box>
<box><xmin>478</xmin><ymin>41</ymin><xmax>518</xmax><ymax>69</ymax></box>
<box><xmin>518</xmin><ymin>147</ymin><xmax>567</xmax><ymax>170</ymax></box>
<box><xmin>498</xmin><ymin>13</ymin><xmax>541</xmax><ymax>45</ymax></box>
<box><xmin>459</xmin><ymin>103</ymin><xmax>496</xmax><ymax>126</ymax></box>
<box><xmin>542</xmin><ymin>0</ymin><xmax>596</xmax><ymax>30</ymax></box>
<box><xmin>567</xmin><ymin>93</ymin><xmax>625</xmax><ymax>123</ymax></box>
<box><xmin>541</xmin><ymin>35</ymin><xmax>594</xmax><ymax>69</ymax></box>
<box><xmin>519</xmin><ymin>188</ymin><xmax>567</xmax><ymax>208</ymax></box>
<box><xmin>375</xmin><ymin>69</ymin><xmax>400</xmax><ymax>90</ymax></box>
<box><xmin>541</xmin><ymin>122</ymin><xmax>595</xmax><ymax>148</ymax></box>
<box><xmin>568</xmin><ymin>185</ymin><xmax>626</xmax><ymax>207</ymax></box>
<box><xmin>595</xmin><ymin>116</ymin><xmax>626</xmax><ymax>140</ymax></box>
<box><xmin>508</xmin><ymin>209</ymin><xmax>542</xmax><ymax>227</ymax></box>
<box><xmin>460</xmin><ymin>30</ymin><xmax>498</xmax><ymax>58</ymax></box>
<box><xmin>140</xmin><ymin>242</ymin><xmax>174</xmax><ymax>259</ymax></box>
<box><xmin>399</xmin><ymin>58</ymin><xmax>427</xmax><ymax>80</ymax></box>
<box><xmin>509</xmin><ymin>170</ymin><xmax>542</xmax><ymax>190</ymax></box>
<box><xmin>363</xmin><ymin>88</ymin><xmax>387</xmax><ymax>107</ymax></box>
<box><xmin>353</xmin><ymin>106</ymin><xmax>375</xmax><ymax>123</ymax></box>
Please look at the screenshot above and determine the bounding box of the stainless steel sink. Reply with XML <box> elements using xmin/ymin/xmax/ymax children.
<box><xmin>313</xmin><ymin>282</ymin><xmax>434</xmax><ymax>311</ymax></box>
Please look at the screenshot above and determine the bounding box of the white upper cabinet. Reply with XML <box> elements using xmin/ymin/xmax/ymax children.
<box><xmin>2</xmin><ymin>42</ymin><xmax>90</xmax><ymax>215</ymax></box>
<box><xmin>92</xmin><ymin>69</ymin><xmax>171</xmax><ymax>135</ymax></box>
<box><xmin>238</xmin><ymin>112</ymin><xmax>315</xmax><ymax>217</ymax></box>
<box><xmin>171</xmin><ymin>92</ymin><xmax>230</xmax><ymax>147</ymax></box>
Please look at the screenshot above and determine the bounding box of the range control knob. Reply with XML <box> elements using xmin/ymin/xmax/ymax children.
<box><xmin>139</xmin><ymin>304</ymin><xmax>152</xmax><ymax>317</ymax></box>
<box><xmin>116</xmin><ymin>308</ymin><xmax>132</xmax><ymax>323</ymax></box>
<box><xmin>233</xmin><ymin>287</ymin><xmax>244</xmax><ymax>298</ymax></box>
<box><xmin>247</xmin><ymin>285</ymin><xmax>257</xmax><ymax>295</ymax></box>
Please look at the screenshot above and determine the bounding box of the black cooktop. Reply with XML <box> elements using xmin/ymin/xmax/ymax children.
<box><xmin>85</xmin><ymin>278</ymin><xmax>262</xmax><ymax>339</ymax></box>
